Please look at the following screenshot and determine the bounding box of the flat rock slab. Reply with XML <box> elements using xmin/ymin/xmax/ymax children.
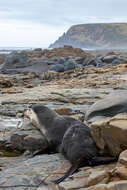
<box><xmin>0</xmin><ymin>153</ymin><xmax>64</xmax><ymax>190</ymax></box>
<box><xmin>0</xmin><ymin>86</ymin><xmax>112</xmax><ymax>117</ymax></box>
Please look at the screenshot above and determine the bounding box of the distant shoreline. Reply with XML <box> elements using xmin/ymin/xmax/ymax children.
<box><xmin>0</xmin><ymin>46</ymin><xmax>127</xmax><ymax>55</ymax></box>
<box><xmin>0</xmin><ymin>47</ymin><xmax>48</xmax><ymax>54</ymax></box>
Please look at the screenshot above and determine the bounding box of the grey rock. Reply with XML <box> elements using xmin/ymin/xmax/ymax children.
<box><xmin>112</xmin><ymin>58</ymin><xmax>123</xmax><ymax>65</ymax></box>
<box><xmin>86</xmin><ymin>91</ymin><xmax>127</xmax><ymax>122</ymax></box>
<box><xmin>23</xmin><ymin>60</ymin><xmax>49</xmax><ymax>75</ymax></box>
<box><xmin>74</xmin><ymin>56</ymin><xmax>85</xmax><ymax>65</ymax></box>
<box><xmin>58</xmin><ymin>57</ymin><xmax>66</xmax><ymax>64</ymax></box>
<box><xmin>49</xmin><ymin>64</ymin><xmax>64</xmax><ymax>72</ymax></box>
<box><xmin>101</xmin><ymin>55</ymin><xmax>117</xmax><ymax>63</ymax></box>
<box><xmin>1</xmin><ymin>56</ymin><xmax>50</xmax><ymax>75</ymax></box>
<box><xmin>10</xmin><ymin>120</ymin><xmax>49</xmax><ymax>155</ymax></box>
<box><xmin>87</xmin><ymin>59</ymin><xmax>98</xmax><ymax>67</ymax></box>
<box><xmin>82</xmin><ymin>55</ymin><xmax>96</xmax><ymax>66</ymax></box>
<box><xmin>96</xmin><ymin>62</ymin><xmax>106</xmax><ymax>68</ymax></box>
<box><xmin>41</xmin><ymin>58</ymin><xmax>56</xmax><ymax>65</ymax></box>
<box><xmin>0</xmin><ymin>153</ymin><xmax>64</xmax><ymax>190</ymax></box>
<box><xmin>0</xmin><ymin>119</ymin><xmax>49</xmax><ymax>155</ymax></box>
<box><xmin>2</xmin><ymin>51</ymin><xmax>29</xmax><ymax>69</ymax></box>
<box><xmin>64</xmin><ymin>59</ymin><xmax>76</xmax><ymax>71</ymax></box>
<box><xmin>0</xmin><ymin>104</ymin><xmax>28</xmax><ymax>117</ymax></box>
<box><xmin>84</xmin><ymin>57</ymin><xmax>102</xmax><ymax>68</ymax></box>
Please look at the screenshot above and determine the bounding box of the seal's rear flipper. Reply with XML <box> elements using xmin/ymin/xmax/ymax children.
<box><xmin>91</xmin><ymin>156</ymin><xmax>117</xmax><ymax>166</ymax></box>
<box><xmin>52</xmin><ymin>161</ymin><xmax>80</xmax><ymax>184</ymax></box>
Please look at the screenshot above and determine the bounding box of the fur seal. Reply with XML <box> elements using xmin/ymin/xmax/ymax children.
<box><xmin>23</xmin><ymin>104</ymin><xmax>84</xmax><ymax>149</ymax></box>
<box><xmin>24</xmin><ymin>105</ymin><xmax>117</xmax><ymax>184</ymax></box>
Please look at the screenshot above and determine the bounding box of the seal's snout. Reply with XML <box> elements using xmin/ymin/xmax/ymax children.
<box><xmin>23</xmin><ymin>108</ymin><xmax>31</xmax><ymax>120</ymax></box>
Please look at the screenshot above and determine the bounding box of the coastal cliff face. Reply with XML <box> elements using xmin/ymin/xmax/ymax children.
<box><xmin>49</xmin><ymin>23</ymin><xmax>127</xmax><ymax>49</ymax></box>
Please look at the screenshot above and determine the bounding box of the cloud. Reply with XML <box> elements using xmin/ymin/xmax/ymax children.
<box><xmin>0</xmin><ymin>0</ymin><xmax>127</xmax><ymax>25</ymax></box>
<box><xmin>0</xmin><ymin>0</ymin><xmax>127</xmax><ymax>47</ymax></box>
<box><xmin>0</xmin><ymin>20</ymin><xmax>67</xmax><ymax>47</ymax></box>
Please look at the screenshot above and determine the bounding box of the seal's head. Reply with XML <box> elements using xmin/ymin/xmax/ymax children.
<box><xmin>23</xmin><ymin>107</ymin><xmax>40</xmax><ymax>128</ymax></box>
<box><xmin>24</xmin><ymin>107</ymin><xmax>36</xmax><ymax>121</ymax></box>
<box><xmin>23</xmin><ymin>105</ymin><xmax>57</xmax><ymax>128</ymax></box>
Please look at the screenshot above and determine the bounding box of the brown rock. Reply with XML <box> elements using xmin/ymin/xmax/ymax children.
<box><xmin>37</xmin><ymin>184</ymin><xmax>59</xmax><ymax>190</ymax></box>
<box><xmin>54</xmin><ymin>107</ymin><xmax>75</xmax><ymax>116</ymax></box>
<box><xmin>114</xmin><ymin>180</ymin><xmax>127</xmax><ymax>190</ymax></box>
<box><xmin>80</xmin><ymin>180</ymin><xmax>127</xmax><ymax>190</ymax></box>
<box><xmin>119</xmin><ymin>150</ymin><xmax>127</xmax><ymax>166</ymax></box>
<box><xmin>0</xmin><ymin>57</ymin><xmax>4</xmax><ymax>64</ymax></box>
<box><xmin>24</xmin><ymin>82</ymin><xmax>35</xmax><ymax>88</ymax></box>
<box><xmin>114</xmin><ymin>166</ymin><xmax>127</xmax><ymax>180</ymax></box>
<box><xmin>88</xmin><ymin>171</ymin><xmax>107</xmax><ymax>186</ymax></box>
<box><xmin>81</xmin><ymin>184</ymin><xmax>107</xmax><ymax>190</ymax></box>
<box><xmin>91</xmin><ymin>114</ymin><xmax>127</xmax><ymax>156</ymax></box>
<box><xmin>41</xmin><ymin>46</ymin><xmax>89</xmax><ymax>58</ymax></box>
<box><xmin>59</xmin><ymin>178</ymin><xmax>88</xmax><ymax>190</ymax></box>
<box><xmin>0</xmin><ymin>79</ymin><xmax>13</xmax><ymax>88</ymax></box>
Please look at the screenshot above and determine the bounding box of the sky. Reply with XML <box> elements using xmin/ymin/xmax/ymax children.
<box><xmin>0</xmin><ymin>0</ymin><xmax>127</xmax><ymax>48</ymax></box>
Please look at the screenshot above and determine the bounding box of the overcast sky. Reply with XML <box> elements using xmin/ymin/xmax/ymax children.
<box><xmin>0</xmin><ymin>0</ymin><xmax>127</xmax><ymax>48</ymax></box>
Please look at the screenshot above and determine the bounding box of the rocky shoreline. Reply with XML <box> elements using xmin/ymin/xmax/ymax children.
<box><xmin>0</xmin><ymin>46</ymin><xmax>127</xmax><ymax>189</ymax></box>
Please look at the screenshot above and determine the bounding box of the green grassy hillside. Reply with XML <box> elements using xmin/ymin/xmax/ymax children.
<box><xmin>49</xmin><ymin>23</ymin><xmax>127</xmax><ymax>49</ymax></box>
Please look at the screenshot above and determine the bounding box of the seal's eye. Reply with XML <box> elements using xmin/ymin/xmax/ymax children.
<box><xmin>28</xmin><ymin>109</ymin><xmax>33</xmax><ymax>115</ymax></box>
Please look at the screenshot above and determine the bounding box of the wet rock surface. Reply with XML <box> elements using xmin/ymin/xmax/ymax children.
<box><xmin>1</xmin><ymin>47</ymin><xmax>127</xmax><ymax>189</ymax></box>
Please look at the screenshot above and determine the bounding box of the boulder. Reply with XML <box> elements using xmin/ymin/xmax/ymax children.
<box><xmin>86</xmin><ymin>91</ymin><xmax>127</xmax><ymax>123</ymax></box>
<box><xmin>3</xmin><ymin>51</ymin><xmax>29</xmax><ymax>69</ymax></box>
<box><xmin>58</xmin><ymin>57</ymin><xmax>66</xmax><ymax>64</ymax></box>
<box><xmin>10</xmin><ymin>120</ymin><xmax>49</xmax><ymax>155</ymax></box>
<box><xmin>24</xmin><ymin>58</ymin><xmax>49</xmax><ymax>75</ymax></box>
<box><xmin>41</xmin><ymin>58</ymin><xmax>57</xmax><ymax>65</ymax></box>
<box><xmin>82</xmin><ymin>55</ymin><xmax>96</xmax><ymax>66</ymax></box>
<box><xmin>64</xmin><ymin>59</ymin><xmax>76</xmax><ymax>71</ymax></box>
<box><xmin>49</xmin><ymin>64</ymin><xmax>64</xmax><ymax>72</ymax></box>
<box><xmin>0</xmin><ymin>79</ymin><xmax>13</xmax><ymax>88</ymax></box>
<box><xmin>112</xmin><ymin>59</ymin><xmax>123</xmax><ymax>65</ymax></box>
<box><xmin>101</xmin><ymin>55</ymin><xmax>117</xmax><ymax>63</ymax></box>
<box><xmin>0</xmin><ymin>118</ymin><xmax>49</xmax><ymax>156</ymax></box>
<box><xmin>1</xmin><ymin>51</ymin><xmax>29</xmax><ymax>74</ymax></box>
<box><xmin>96</xmin><ymin>62</ymin><xmax>106</xmax><ymax>68</ymax></box>
<box><xmin>96</xmin><ymin>59</ymin><xmax>105</xmax><ymax>68</ymax></box>
<box><xmin>31</xmin><ymin>48</ymin><xmax>43</xmax><ymax>57</ymax></box>
<box><xmin>1</xmin><ymin>55</ymin><xmax>49</xmax><ymax>75</ymax></box>
<box><xmin>119</xmin><ymin>150</ymin><xmax>127</xmax><ymax>166</ymax></box>
<box><xmin>91</xmin><ymin>114</ymin><xmax>127</xmax><ymax>156</ymax></box>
